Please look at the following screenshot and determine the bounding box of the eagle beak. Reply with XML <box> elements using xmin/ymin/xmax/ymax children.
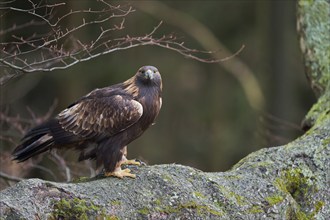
<box><xmin>144</xmin><ymin>69</ymin><xmax>154</xmax><ymax>80</ymax></box>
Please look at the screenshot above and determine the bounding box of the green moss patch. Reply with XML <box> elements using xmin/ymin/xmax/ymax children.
<box><xmin>51</xmin><ymin>197</ymin><xmax>104</xmax><ymax>220</ymax></box>
<box><xmin>161</xmin><ymin>201</ymin><xmax>224</xmax><ymax>217</ymax></box>
<box><xmin>274</xmin><ymin>168</ymin><xmax>324</xmax><ymax>219</ymax></box>
<box><xmin>138</xmin><ymin>201</ymin><xmax>224</xmax><ymax>218</ymax></box>
<box><xmin>218</xmin><ymin>185</ymin><xmax>247</xmax><ymax>206</ymax></box>
<box><xmin>248</xmin><ymin>206</ymin><xmax>263</xmax><ymax>214</ymax></box>
<box><xmin>193</xmin><ymin>191</ymin><xmax>206</xmax><ymax>199</ymax></box>
<box><xmin>275</xmin><ymin>168</ymin><xmax>315</xmax><ymax>201</ymax></box>
<box><xmin>265</xmin><ymin>195</ymin><xmax>284</xmax><ymax>206</ymax></box>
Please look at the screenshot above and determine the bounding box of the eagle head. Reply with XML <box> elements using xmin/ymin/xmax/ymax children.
<box><xmin>136</xmin><ymin>66</ymin><xmax>162</xmax><ymax>86</ymax></box>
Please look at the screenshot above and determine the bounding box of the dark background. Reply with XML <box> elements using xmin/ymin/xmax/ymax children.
<box><xmin>0</xmin><ymin>1</ymin><xmax>314</xmax><ymax>183</ymax></box>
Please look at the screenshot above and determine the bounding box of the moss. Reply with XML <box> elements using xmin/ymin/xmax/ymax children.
<box><xmin>154</xmin><ymin>199</ymin><xmax>162</xmax><ymax>206</ymax></box>
<box><xmin>248</xmin><ymin>206</ymin><xmax>263</xmax><ymax>214</ymax></box>
<box><xmin>322</xmin><ymin>137</ymin><xmax>330</xmax><ymax>146</ymax></box>
<box><xmin>95</xmin><ymin>216</ymin><xmax>120</xmax><ymax>220</ymax></box>
<box><xmin>285</xmin><ymin>169</ymin><xmax>314</xmax><ymax>200</ymax></box>
<box><xmin>138</xmin><ymin>207</ymin><xmax>150</xmax><ymax>215</ymax></box>
<box><xmin>265</xmin><ymin>195</ymin><xmax>284</xmax><ymax>206</ymax></box>
<box><xmin>161</xmin><ymin>173</ymin><xmax>174</xmax><ymax>183</ymax></box>
<box><xmin>308</xmin><ymin>200</ymin><xmax>325</xmax><ymax>219</ymax></box>
<box><xmin>291</xmin><ymin>200</ymin><xmax>325</xmax><ymax>220</ymax></box>
<box><xmin>224</xmin><ymin>174</ymin><xmax>242</xmax><ymax>180</ymax></box>
<box><xmin>71</xmin><ymin>176</ymin><xmax>92</xmax><ymax>183</ymax></box>
<box><xmin>187</xmin><ymin>177</ymin><xmax>195</xmax><ymax>183</ymax></box>
<box><xmin>214</xmin><ymin>201</ymin><xmax>224</xmax><ymax>208</ymax></box>
<box><xmin>51</xmin><ymin>197</ymin><xmax>103</xmax><ymax>220</ymax></box>
<box><xmin>110</xmin><ymin>200</ymin><xmax>121</xmax><ymax>206</ymax></box>
<box><xmin>295</xmin><ymin>211</ymin><xmax>309</xmax><ymax>220</ymax></box>
<box><xmin>218</xmin><ymin>185</ymin><xmax>247</xmax><ymax>205</ymax></box>
<box><xmin>313</xmin><ymin>201</ymin><xmax>324</xmax><ymax>214</ymax></box>
<box><xmin>274</xmin><ymin>168</ymin><xmax>314</xmax><ymax>199</ymax></box>
<box><xmin>285</xmin><ymin>206</ymin><xmax>296</xmax><ymax>220</ymax></box>
<box><xmin>232</xmin><ymin>193</ymin><xmax>245</xmax><ymax>205</ymax></box>
<box><xmin>157</xmin><ymin>201</ymin><xmax>223</xmax><ymax>217</ymax></box>
<box><xmin>274</xmin><ymin>168</ymin><xmax>324</xmax><ymax>219</ymax></box>
<box><xmin>198</xmin><ymin>205</ymin><xmax>223</xmax><ymax>217</ymax></box>
<box><xmin>304</xmin><ymin>96</ymin><xmax>330</xmax><ymax>130</ymax></box>
<box><xmin>184</xmin><ymin>202</ymin><xmax>223</xmax><ymax>217</ymax></box>
<box><xmin>274</xmin><ymin>178</ymin><xmax>287</xmax><ymax>193</ymax></box>
<box><xmin>193</xmin><ymin>191</ymin><xmax>206</xmax><ymax>199</ymax></box>
<box><xmin>304</xmin><ymin>101</ymin><xmax>329</xmax><ymax>130</ymax></box>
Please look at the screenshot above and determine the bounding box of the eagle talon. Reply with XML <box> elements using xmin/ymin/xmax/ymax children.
<box><xmin>104</xmin><ymin>168</ymin><xmax>136</xmax><ymax>179</ymax></box>
<box><xmin>121</xmin><ymin>159</ymin><xmax>141</xmax><ymax>166</ymax></box>
<box><xmin>135</xmin><ymin>159</ymin><xmax>147</xmax><ymax>166</ymax></box>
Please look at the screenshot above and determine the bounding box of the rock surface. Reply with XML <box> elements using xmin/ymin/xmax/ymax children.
<box><xmin>0</xmin><ymin>115</ymin><xmax>329</xmax><ymax>219</ymax></box>
<box><xmin>1</xmin><ymin>0</ymin><xmax>330</xmax><ymax>219</ymax></box>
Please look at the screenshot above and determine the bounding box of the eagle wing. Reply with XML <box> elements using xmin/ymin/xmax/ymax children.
<box><xmin>57</xmin><ymin>95</ymin><xmax>143</xmax><ymax>138</ymax></box>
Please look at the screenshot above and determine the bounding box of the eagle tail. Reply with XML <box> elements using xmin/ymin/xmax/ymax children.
<box><xmin>12</xmin><ymin>121</ymin><xmax>55</xmax><ymax>162</ymax></box>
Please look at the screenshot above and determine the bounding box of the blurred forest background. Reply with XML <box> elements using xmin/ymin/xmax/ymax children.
<box><xmin>0</xmin><ymin>0</ymin><xmax>315</xmax><ymax>188</ymax></box>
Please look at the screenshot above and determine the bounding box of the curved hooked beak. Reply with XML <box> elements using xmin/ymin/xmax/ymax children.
<box><xmin>144</xmin><ymin>69</ymin><xmax>154</xmax><ymax>80</ymax></box>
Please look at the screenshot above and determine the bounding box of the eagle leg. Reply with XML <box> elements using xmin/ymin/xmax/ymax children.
<box><xmin>120</xmin><ymin>146</ymin><xmax>141</xmax><ymax>166</ymax></box>
<box><xmin>104</xmin><ymin>167</ymin><xmax>136</xmax><ymax>179</ymax></box>
<box><xmin>104</xmin><ymin>147</ymin><xmax>138</xmax><ymax>178</ymax></box>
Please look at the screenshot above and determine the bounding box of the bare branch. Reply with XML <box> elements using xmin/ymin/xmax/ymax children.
<box><xmin>49</xmin><ymin>150</ymin><xmax>71</xmax><ymax>182</ymax></box>
<box><xmin>135</xmin><ymin>1</ymin><xmax>264</xmax><ymax>110</ymax></box>
<box><xmin>31</xmin><ymin>163</ymin><xmax>59</xmax><ymax>181</ymax></box>
<box><xmin>0</xmin><ymin>171</ymin><xmax>24</xmax><ymax>182</ymax></box>
<box><xmin>0</xmin><ymin>0</ymin><xmax>241</xmax><ymax>85</ymax></box>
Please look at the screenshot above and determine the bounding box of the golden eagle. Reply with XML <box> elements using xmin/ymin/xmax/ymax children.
<box><xmin>12</xmin><ymin>66</ymin><xmax>162</xmax><ymax>178</ymax></box>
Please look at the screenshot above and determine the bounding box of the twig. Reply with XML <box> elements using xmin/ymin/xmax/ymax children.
<box><xmin>32</xmin><ymin>164</ymin><xmax>58</xmax><ymax>181</ymax></box>
<box><xmin>0</xmin><ymin>171</ymin><xmax>24</xmax><ymax>182</ymax></box>
<box><xmin>49</xmin><ymin>150</ymin><xmax>71</xmax><ymax>182</ymax></box>
<box><xmin>135</xmin><ymin>1</ymin><xmax>264</xmax><ymax>110</ymax></box>
<box><xmin>0</xmin><ymin>0</ymin><xmax>239</xmax><ymax>85</ymax></box>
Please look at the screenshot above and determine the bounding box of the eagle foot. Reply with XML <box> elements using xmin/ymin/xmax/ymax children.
<box><xmin>135</xmin><ymin>159</ymin><xmax>147</xmax><ymax>166</ymax></box>
<box><xmin>104</xmin><ymin>168</ymin><xmax>136</xmax><ymax>179</ymax></box>
<box><xmin>121</xmin><ymin>159</ymin><xmax>141</xmax><ymax>166</ymax></box>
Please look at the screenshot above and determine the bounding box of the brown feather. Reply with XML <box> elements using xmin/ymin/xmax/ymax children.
<box><xmin>58</xmin><ymin>96</ymin><xmax>143</xmax><ymax>137</ymax></box>
<box><xmin>123</xmin><ymin>78</ymin><xmax>139</xmax><ymax>98</ymax></box>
